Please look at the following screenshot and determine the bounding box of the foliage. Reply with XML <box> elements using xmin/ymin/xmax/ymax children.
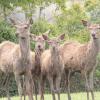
<box><xmin>55</xmin><ymin>4</ymin><xmax>89</xmax><ymax>43</ymax></box>
<box><xmin>85</xmin><ymin>0</ymin><xmax>100</xmax><ymax>12</ymax></box>
<box><xmin>31</xmin><ymin>19</ymin><xmax>51</xmax><ymax>35</ymax></box>
<box><xmin>0</xmin><ymin>0</ymin><xmax>15</xmax><ymax>9</ymax></box>
<box><xmin>0</xmin><ymin>0</ymin><xmax>67</xmax><ymax>20</ymax></box>
<box><xmin>0</xmin><ymin>21</ymin><xmax>17</xmax><ymax>43</ymax></box>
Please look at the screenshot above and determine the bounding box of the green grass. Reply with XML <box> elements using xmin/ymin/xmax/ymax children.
<box><xmin>0</xmin><ymin>92</ymin><xmax>100</xmax><ymax>100</ymax></box>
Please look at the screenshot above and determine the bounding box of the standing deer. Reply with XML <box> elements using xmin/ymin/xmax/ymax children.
<box><xmin>9</xmin><ymin>18</ymin><xmax>34</xmax><ymax>100</ymax></box>
<box><xmin>30</xmin><ymin>30</ymin><xmax>50</xmax><ymax>100</ymax></box>
<box><xmin>40</xmin><ymin>34</ymin><xmax>65</xmax><ymax>100</ymax></box>
<box><xmin>60</xmin><ymin>20</ymin><xmax>100</xmax><ymax>100</ymax></box>
<box><xmin>0</xmin><ymin>41</ymin><xmax>17</xmax><ymax>100</ymax></box>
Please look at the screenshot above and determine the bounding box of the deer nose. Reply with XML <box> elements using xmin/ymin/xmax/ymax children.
<box><xmin>38</xmin><ymin>45</ymin><xmax>41</xmax><ymax>48</ymax></box>
<box><xmin>92</xmin><ymin>33</ymin><xmax>97</xmax><ymax>39</ymax></box>
<box><xmin>92</xmin><ymin>33</ymin><xmax>95</xmax><ymax>37</ymax></box>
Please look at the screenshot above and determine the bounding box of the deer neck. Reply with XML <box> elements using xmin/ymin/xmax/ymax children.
<box><xmin>34</xmin><ymin>49</ymin><xmax>43</xmax><ymax>75</ymax></box>
<box><xmin>35</xmin><ymin>49</ymin><xmax>43</xmax><ymax>64</ymax></box>
<box><xmin>51</xmin><ymin>47</ymin><xmax>60</xmax><ymax>63</ymax></box>
<box><xmin>19</xmin><ymin>36</ymin><xmax>30</xmax><ymax>63</ymax></box>
<box><xmin>35</xmin><ymin>47</ymin><xmax>44</xmax><ymax>56</ymax></box>
<box><xmin>87</xmin><ymin>38</ymin><xmax>99</xmax><ymax>57</ymax></box>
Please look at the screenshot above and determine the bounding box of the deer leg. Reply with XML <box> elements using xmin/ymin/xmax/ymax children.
<box><xmin>48</xmin><ymin>76</ymin><xmax>56</xmax><ymax>100</ymax></box>
<box><xmin>89</xmin><ymin>71</ymin><xmax>94</xmax><ymax>100</ymax></box>
<box><xmin>38</xmin><ymin>80</ymin><xmax>41</xmax><ymax>100</ymax></box>
<box><xmin>40</xmin><ymin>76</ymin><xmax>45</xmax><ymax>100</ymax></box>
<box><xmin>36</xmin><ymin>80</ymin><xmax>40</xmax><ymax>100</ymax></box>
<box><xmin>4</xmin><ymin>74</ymin><xmax>11</xmax><ymax>100</ymax></box>
<box><xmin>6</xmin><ymin>89</ymin><xmax>11</xmax><ymax>100</ymax></box>
<box><xmin>22</xmin><ymin>76</ymin><xmax>26</xmax><ymax>100</ymax></box>
<box><xmin>84</xmin><ymin>73</ymin><xmax>89</xmax><ymax>100</ymax></box>
<box><xmin>6</xmin><ymin>75</ymin><xmax>11</xmax><ymax>100</ymax></box>
<box><xmin>33</xmin><ymin>80</ymin><xmax>38</xmax><ymax>100</ymax></box>
<box><xmin>15</xmin><ymin>74</ymin><xmax>23</xmax><ymax>100</ymax></box>
<box><xmin>25</xmin><ymin>71</ymin><xmax>34</xmax><ymax>100</ymax></box>
<box><xmin>34</xmin><ymin>80</ymin><xmax>38</xmax><ymax>100</ymax></box>
<box><xmin>1</xmin><ymin>73</ymin><xmax>11</xmax><ymax>100</ymax></box>
<box><xmin>55</xmin><ymin>76</ymin><xmax>61</xmax><ymax>100</ymax></box>
<box><xmin>66</xmin><ymin>70</ymin><xmax>71</xmax><ymax>100</ymax></box>
<box><xmin>23</xmin><ymin>83</ymin><xmax>26</xmax><ymax>100</ymax></box>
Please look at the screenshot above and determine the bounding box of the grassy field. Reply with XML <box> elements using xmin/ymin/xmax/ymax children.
<box><xmin>0</xmin><ymin>92</ymin><xmax>100</xmax><ymax>100</ymax></box>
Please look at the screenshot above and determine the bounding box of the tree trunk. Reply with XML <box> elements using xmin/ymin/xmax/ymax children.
<box><xmin>3</xmin><ymin>6</ymin><xmax>7</xmax><ymax>20</ymax></box>
<box><xmin>39</xmin><ymin>6</ymin><xmax>44</xmax><ymax>19</ymax></box>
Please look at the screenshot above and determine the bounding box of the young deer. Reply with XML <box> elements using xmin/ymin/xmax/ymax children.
<box><xmin>60</xmin><ymin>20</ymin><xmax>100</xmax><ymax>100</ymax></box>
<box><xmin>40</xmin><ymin>34</ymin><xmax>65</xmax><ymax>100</ymax></box>
<box><xmin>30</xmin><ymin>30</ymin><xmax>50</xmax><ymax>100</ymax></box>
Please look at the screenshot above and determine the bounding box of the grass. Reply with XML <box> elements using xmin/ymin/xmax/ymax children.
<box><xmin>0</xmin><ymin>92</ymin><xmax>100</xmax><ymax>100</ymax></box>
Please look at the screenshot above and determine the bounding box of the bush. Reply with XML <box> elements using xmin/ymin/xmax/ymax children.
<box><xmin>0</xmin><ymin>21</ymin><xmax>17</xmax><ymax>43</ymax></box>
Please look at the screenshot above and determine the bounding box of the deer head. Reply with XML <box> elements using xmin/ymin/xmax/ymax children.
<box><xmin>42</xmin><ymin>33</ymin><xmax>65</xmax><ymax>50</ymax></box>
<box><xmin>10</xmin><ymin>17</ymin><xmax>31</xmax><ymax>39</ymax></box>
<box><xmin>82</xmin><ymin>20</ymin><xmax>100</xmax><ymax>39</ymax></box>
<box><xmin>30</xmin><ymin>30</ymin><xmax>51</xmax><ymax>52</ymax></box>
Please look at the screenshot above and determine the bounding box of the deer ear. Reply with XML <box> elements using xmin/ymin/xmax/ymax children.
<box><xmin>42</xmin><ymin>34</ymin><xmax>49</xmax><ymax>41</ymax></box>
<box><xmin>58</xmin><ymin>33</ymin><xmax>65</xmax><ymax>40</ymax></box>
<box><xmin>81</xmin><ymin>20</ymin><xmax>91</xmax><ymax>27</ymax></box>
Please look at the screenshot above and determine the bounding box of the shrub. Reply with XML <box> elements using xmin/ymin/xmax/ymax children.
<box><xmin>0</xmin><ymin>21</ymin><xmax>17</xmax><ymax>43</ymax></box>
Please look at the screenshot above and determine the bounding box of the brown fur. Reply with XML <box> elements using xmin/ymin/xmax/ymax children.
<box><xmin>60</xmin><ymin>38</ymin><xmax>99</xmax><ymax>74</ymax></box>
<box><xmin>0</xmin><ymin>40</ymin><xmax>35</xmax><ymax>100</ymax></box>
<box><xmin>40</xmin><ymin>34</ymin><xmax>65</xmax><ymax>100</ymax></box>
<box><xmin>41</xmin><ymin>45</ymin><xmax>64</xmax><ymax>100</ymax></box>
<box><xmin>9</xmin><ymin>18</ymin><xmax>34</xmax><ymax>100</ymax></box>
<box><xmin>60</xmin><ymin>40</ymin><xmax>99</xmax><ymax>100</ymax></box>
<box><xmin>31</xmin><ymin>50</ymin><xmax>43</xmax><ymax>100</ymax></box>
<box><xmin>0</xmin><ymin>41</ymin><xmax>17</xmax><ymax>100</ymax></box>
<box><xmin>60</xmin><ymin>21</ymin><xmax>100</xmax><ymax>100</ymax></box>
<box><xmin>41</xmin><ymin>49</ymin><xmax>64</xmax><ymax>76</ymax></box>
<box><xmin>0</xmin><ymin>41</ymin><xmax>17</xmax><ymax>73</ymax></box>
<box><xmin>31</xmin><ymin>31</ymin><xmax>50</xmax><ymax>100</ymax></box>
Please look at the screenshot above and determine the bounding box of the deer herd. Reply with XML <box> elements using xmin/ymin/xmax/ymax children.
<box><xmin>0</xmin><ymin>18</ymin><xmax>100</xmax><ymax>100</ymax></box>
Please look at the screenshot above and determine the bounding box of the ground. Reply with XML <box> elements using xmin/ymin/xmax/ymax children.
<box><xmin>0</xmin><ymin>92</ymin><xmax>100</xmax><ymax>100</ymax></box>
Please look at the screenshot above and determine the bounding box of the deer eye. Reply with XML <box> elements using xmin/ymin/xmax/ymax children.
<box><xmin>24</xmin><ymin>26</ymin><xmax>28</xmax><ymax>29</ymax></box>
<box><xmin>21</xmin><ymin>37</ymin><xmax>26</xmax><ymax>39</ymax></box>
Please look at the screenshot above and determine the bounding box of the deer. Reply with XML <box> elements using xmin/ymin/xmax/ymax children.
<box><xmin>30</xmin><ymin>29</ymin><xmax>50</xmax><ymax>100</ymax></box>
<box><xmin>0</xmin><ymin>41</ymin><xmax>17</xmax><ymax>100</ymax></box>
<box><xmin>40</xmin><ymin>33</ymin><xmax>65</xmax><ymax>100</ymax></box>
<box><xmin>60</xmin><ymin>20</ymin><xmax>100</xmax><ymax>100</ymax></box>
<box><xmin>8</xmin><ymin>18</ymin><xmax>34</xmax><ymax>100</ymax></box>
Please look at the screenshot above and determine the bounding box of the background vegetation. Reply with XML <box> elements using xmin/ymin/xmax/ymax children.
<box><xmin>0</xmin><ymin>0</ymin><xmax>100</xmax><ymax>97</ymax></box>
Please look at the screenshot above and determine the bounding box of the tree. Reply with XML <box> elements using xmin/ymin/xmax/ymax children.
<box><xmin>0</xmin><ymin>0</ymin><xmax>16</xmax><ymax>20</ymax></box>
<box><xmin>84</xmin><ymin>0</ymin><xmax>100</xmax><ymax>23</ymax></box>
